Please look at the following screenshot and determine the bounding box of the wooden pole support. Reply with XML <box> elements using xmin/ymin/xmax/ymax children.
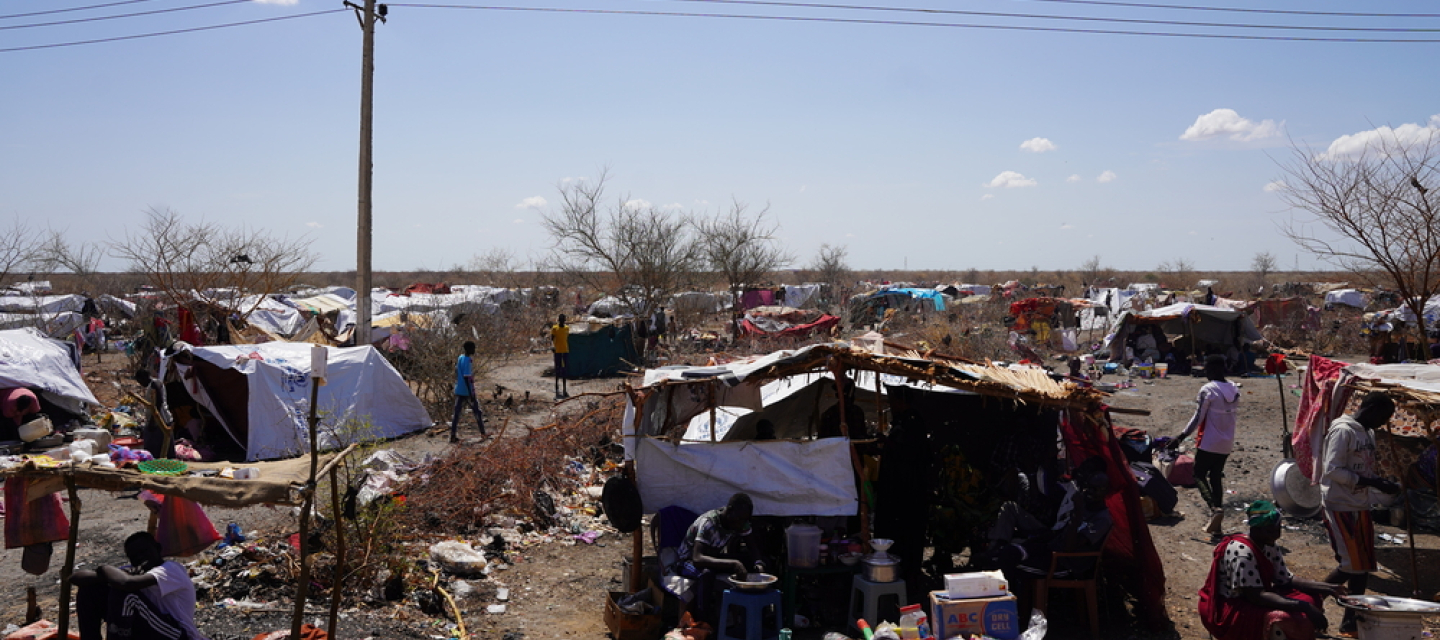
<box><xmin>292</xmin><ymin>378</ymin><xmax>322</xmax><ymax>638</ymax></box>
<box><xmin>58</xmin><ymin>474</ymin><xmax>81</xmax><ymax>638</ymax></box>
<box><xmin>328</xmin><ymin>463</ymin><xmax>346</xmax><ymax>637</ymax></box>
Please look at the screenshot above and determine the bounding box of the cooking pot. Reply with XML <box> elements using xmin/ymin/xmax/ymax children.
<box><xmin>862</xmin><ymin>553</ymin><xmax>900</xmax><ymax>583</ymax></box>
<box><xmin>1270</xmin><ymin>459</ymin><xmax>1321</xmax><ymax>518</ymax></box>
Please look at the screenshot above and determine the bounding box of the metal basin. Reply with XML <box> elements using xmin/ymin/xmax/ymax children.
<box><xmin>1270</xmin><ymin>459</ymin><xmax>1321</xmax><ymax>518</ymax></box>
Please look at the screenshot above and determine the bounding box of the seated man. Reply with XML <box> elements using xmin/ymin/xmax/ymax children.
<box><xmin>73</xmin><ymin>531</ymin><xmax>205</xmax><ymax>640</ymax></box>
<box><xmin>984</xmin><ymin>458</ymin><xmax>1113</xmax><ymax>619</ymax></box>
<box><xmin>668</xmin><ymin>493</ymin><xmax>766</xmax><ymax>624</ymax></box>
<box><xmin>1199</xmin><ymin>501</ymin><xmax>1342</xmax><ymax>640</ymax></box>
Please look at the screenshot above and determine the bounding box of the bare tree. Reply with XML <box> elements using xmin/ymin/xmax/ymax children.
<box><xmin>465</xmin><ymin>247</ymin><xmax>531</xmax><ymax>290</ymax></box>
<box><xmin>809</xmin><ymin>244</ymin><xmax>851</xmax><ymax>309</ymax></box>
<box><xmin>36</xmin><ymin>230</ymin><xmax>103</xmax><ymax>276</ymax></box>
<box><xmin>698</xmin><ymin>200</ymin><xmax>793</xmax><ymax>331</ymax></box>
<box><xmin>1251</xmin><ymin>251</ymin><xmax>1278</xmax><ymax>294</ymax></box>
<box><xmin>111</xmin><ymin>206</ymin><xmax>320</xmax><ymax>317</ymax></box>
<box><xmin>540</xmin><ymin>171</ymin><xmax>703</xmax><ymax>317</ymax></box>
<box><xmin>1277</xmin><ymin>130</ymin><xmax>1440</xmax><ymax>344</ymax></box>
<box><xmin>1079</xmin><ymin>255</ymin><xmax>1112</xmax><ymax>285</ymax></box>
<box><xmin>1158</xmin><ymin>258</ymin><xmax>1196</xmax><ymax>288</ymax></box>
<box><xmin>0</xmin><ymin>218</ymin><xmax>42</xmax><ymax>287</ymax></box>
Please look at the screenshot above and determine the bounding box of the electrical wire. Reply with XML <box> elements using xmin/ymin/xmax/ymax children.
<box><xmin>388</xmin><ymin>3</ymin><xmax>1440</xmax><ymax>42</ymax></box>
<box><xmin>2</xmin><ymin>0</ymin><xmax>251</xmax><ymax>31</ymax></box>
<box><xmin>651</xmin><ymin>0</ymin><xmax>1440</xmax><ymax>33</ymax></box>
<box><xmin>1006</xmin><ymin>0</ymin><xmax>1440</xmax><ymax>19</ymax></box>
<box><xmin>0</xmin><ymin>0</ymin><xmax>160</xmax><ymax>21</ymax></box>
<box><xmin>0</xmin><ymin>8</ymin><xmax>345</xmax><ymax>53</ymax></box>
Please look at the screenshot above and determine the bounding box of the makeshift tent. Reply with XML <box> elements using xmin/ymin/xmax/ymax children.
<box><xmin>0</xmin><ymin>327</ymin><xmax>98</xmax><ymax>416</ymax></box>
<box><xmin>164</xmin><ymin>342</ymin><xmax>432</xmax><ymax>461</ymax></box>
<box><xmin>1230</xmin><ymin>297</ymin><xmax>1309</xmax><ymax>329</ymax></box>
<box><xmin>1325</xmin><ymin>288</ymin><xmax>1369</xmax><ymax>309</ymax></box>
<box><xmin>566</xmin><ymin>322</ymin><xmax>639</xmax><ymax>378</ymax></box>
<box><xmin>783</xmin><ymin>284</ymin><xmax>821</xmax><ymax>308</ymax></box>
<box><xmin>623</xmin><ymin>343</ymin><xmax>1170</xmax><ymax>631</ymax></box>
<box><xmin>1103</xmin><ymin>303</ymin><xmax>1263</xmax><ymax>362</ymax></box>
<box><xmin>0</xmin><ymin>294</ymin><xmax>85</xmax><ymax>315</ymax></box>
<box><xmin>671</xmin><ymin>291</ymin><xmax>730</xmax><ymax>314</ymax></box>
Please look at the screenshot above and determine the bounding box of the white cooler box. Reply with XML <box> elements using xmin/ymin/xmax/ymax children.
<box><xmin>946</xmin><ymin>570</ymin><xmax>1009</xmax><ymax>599</ymax></box>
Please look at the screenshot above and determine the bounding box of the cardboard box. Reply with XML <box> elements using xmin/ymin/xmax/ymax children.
<box><xmin>945</xmin><ymin>570</ymin><xmax>1008</xmax><ymax>599</ymax></box>
<box><xmin>930</xmin><ymin>591</ymin><xmax>1020</xmax><ymax>640</ymax></box>
<box><xmin>605</xmin><ymin>588</ymin><xmax>663</xmax><ymax>640</ymax></box>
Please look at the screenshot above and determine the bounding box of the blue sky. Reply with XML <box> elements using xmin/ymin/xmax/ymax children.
<box><xmin>2</xmin><ymin>0</ymin><xmax>1437</xmax><ymax>273</ymax></box>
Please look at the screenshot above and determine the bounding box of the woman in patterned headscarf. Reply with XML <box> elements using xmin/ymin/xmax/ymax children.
<box><xmin>1198</xmin><ymin>501</ymin><xmax>1346</xmax><ymax>640</ymax></box>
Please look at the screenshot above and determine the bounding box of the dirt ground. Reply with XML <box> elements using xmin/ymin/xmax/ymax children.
<box><xmin>4</xmin><ymin>350</ymin><xmax>1439</xmax><ymax>639</ymax></box>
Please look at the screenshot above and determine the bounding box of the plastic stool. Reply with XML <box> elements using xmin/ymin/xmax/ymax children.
<box><xmin>848</xmin><ymin>576</ymin><xmax>907</xmax><ymax>632</ymax></box>
<box><xmin>718</xmin><ymin>588</ymin><xmax>783</xmax><ymax>640</ymax></box>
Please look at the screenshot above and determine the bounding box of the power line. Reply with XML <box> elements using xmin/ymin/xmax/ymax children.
<box><xmin>653</xmin><ymin>0</ymin><xmax>1440</xmax><ymax>32</ymax></box>
<box><xmin>0</xmin><ymin>9</ymin><xmax>344</xmax><ymax>53</ymax></box>
<box><xmin>0</xmin><ymin>0</ymin><xmax>159</xmax><ymax>21</ymax></box>
<box><xmin>2</xmin><ymin>0</ymin><xmax>250</xmax><ymax>31</ymax></box>
<box><xmin>388</xmin><ymin>3</ymin><xmax>1440</xmax><ymax>42</ymax></box>
<box><xmin>1006</xmin><ymin>0</ymin><xmax>1440</xmax><ymax>19</ymax></box>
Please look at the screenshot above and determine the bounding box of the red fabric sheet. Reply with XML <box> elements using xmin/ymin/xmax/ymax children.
<box><xmin>739</xmin><ymin>314</ymin><xmax>840</xmax><ymax>338</ymax></box>
<box><xmin>1293</xmin><ymin>355</ymin><xmax>1349</xmax><ymax>481</ymax></box>
<box><xmin>1063</xmin><ymin>409</ymin><xmax>1170</xmax><ymax>632</ymax></box>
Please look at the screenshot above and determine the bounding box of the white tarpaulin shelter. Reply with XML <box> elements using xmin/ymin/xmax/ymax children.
<box><xmin>0</xmin><ymin>327</ymin><xmax>98</xmax><ymax>415</ymax></box>
<box><xmin>635</xmin><ymin>437</ymin><xmax>858</xmax><ymax>516</ymax></box>
<box><xmin>0</xmin><ymin>294</ymin><xmax>85</xmax><ymax>315</ymax></box>
<box><xmin>1326</xmin><ymin>289</ymin><xmax>1369</xmax><ymax>309</ymax></box>
<box><xmin>169</xmin><ymin>342</ymin><xmax>432</xmax><ymax>461</ymax></box>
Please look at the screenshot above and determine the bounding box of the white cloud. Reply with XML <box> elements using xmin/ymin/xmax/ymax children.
<box><xmin>623</xmin><ymin>198</ymin><xmax>652</xmax><ymax>210</ymax></box>
<box><xmin>1263</xmin><ymin>180</ymin><xmax>1287</xmax><ymax>192</ymax></box>
<box><xmin>662</xmin><ymin>203</ymin><xmax>685</xmax><ymax>211</ymax></box>
<box><xmin>1319</xmin><ymin>115</ymin><xmax>1440</xmax><ymax>160</ymax></box>
<box><xmin>516</xmin><ymin>196</ymin><xmax>547</xmax><ymax>209</ymax></box>
<box><xmin>512</xmin><ymin>218</ymin><xmax>525</xmax><ymax>224</ymax></box>
<box><xmin>305</xmin><ymin>221</ymin><xmax>322</xmax><ymax>228</ymax></box>
<box><xmin>1097</xmin><ymin>170</ymin><xmax>1117</xmax><ymax>183</ymax></box>
<box><xmin>799</xmin><ymin>185</ymin><xmax>808</xmax><ymax>192</ymax></box>
<box><xmin>1066</xmin><ymin>174</ymin><xmax>1081</xmax><ymax>183</ymax></box>
<box><xmin>1020</xmin><ymin>137</ymin><xmax>1057</xmax><ymax>153</ymax></box>
<box><xmin>561</xmin><ymin>176</ymin><xmax>585</xmax><ymax>184</ymax></box>
<box><xmin>980</xmin><ymin>194</ymin><xmax>995</xmax><ymax>201</ymax></box>
<box><xmin>252</xmin><ymin>0</ymin><xmax>299</xmax><ymax>4</ymax></box>
<box><xmin>1180</xmin><ymin>108</ymin><xmax>1281</xmax><ymax>142</ymax></box>
<box><xmin>984</xmin><ymin>171</ymin><xmax>1037</xmax><ymax>189</ymax></box>
<box><xmin>1060</xmin><ymin>223</ymin><xmax>1074</xmax><ymax>229</ymax></box>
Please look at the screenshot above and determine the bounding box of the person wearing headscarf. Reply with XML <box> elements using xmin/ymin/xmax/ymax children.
<box><xmin>1198</xmin><ymin>501</ymin><xmax>1344</xmax><ymax>640</ymax></box>
<box><xmin>1169</xmin><ymin>354</ymin><xmax>1241</xmax><ymax>537</ymax></box>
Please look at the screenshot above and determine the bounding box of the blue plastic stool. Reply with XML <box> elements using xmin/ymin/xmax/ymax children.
<box><xmin>718</xmin><ymin>588</ymin><xmax>783</xmax><ymax>640</ymax></box>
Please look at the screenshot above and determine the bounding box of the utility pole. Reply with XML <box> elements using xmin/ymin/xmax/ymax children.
<box><xmin>348</xmin><ymin>0</ymin><xmax>385</xmax><ymax>346</ymax></box>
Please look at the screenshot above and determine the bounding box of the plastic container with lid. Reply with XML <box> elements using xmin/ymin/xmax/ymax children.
<box><xmin>785</xmin><ymin>524</ymin><xmax>822</xmax><ymax>568</ymax></box>
<box><xmin>899</xmin><ymin>603</ymin><xmax>929</xmax><ymax>639</ymax></box>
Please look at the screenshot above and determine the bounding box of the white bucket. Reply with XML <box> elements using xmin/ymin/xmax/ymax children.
<box><xmin>785</xmin><ymin>524</ymin><xmax>822</xmax><ymax>568</ymax></box>
<box><xmin>1357</xmin><ymin>612</ymin><xmax>1425</xmax><ymax>640</ymax></box>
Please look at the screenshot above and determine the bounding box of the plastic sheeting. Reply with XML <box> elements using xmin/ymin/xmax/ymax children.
<box><xmin>783</xmin><ymin>284</ymin><xmax>820</xmax><ymax>309</ymax></box>
<box><xmin>0</xmin><ymin>294</ymin><xmax>85</xmax><ymax>315</ymax></box>
<box><xmin>175</xmin><ymin>342</ymin><xmax>433</xmax><ymax>461</ymax></box>
<box><xmin>1325</xmin><ymin>289</ymin><xmax>1368</xmax><ymax>309</ymax></box>
<box><xmin>635</xmin><ymin>437</ymin><xmax>858</xmax><ymax>516</ymax></box>
<box><xmin>0</xmin><ymin>327</ymin><xmax>99</xmax><ymax>415</ymax></box>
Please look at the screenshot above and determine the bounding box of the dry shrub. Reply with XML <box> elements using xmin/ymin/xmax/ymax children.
<box><xmin>384</xmin><ymin>301</ymin><xmax>553</xmax><ymax>419</ymax></box>
<box><xmin>398</xmin><ymin>397</ymin><xmax>623</xmax><ymax>536</ymax></box>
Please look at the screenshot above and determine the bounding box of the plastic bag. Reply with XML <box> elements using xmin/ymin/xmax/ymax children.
<box><xmin>155</xmin><ymin>495</ymin><xmax>220</xmax><ymax>557</ymax></box>
<box><xmin>1020</xmin><ymin>611</ymin><xmax>1047</xmax><ymax>640</ymax></box>
<box><xmin>429</xmin><ymin>540</ymin><xmax>488</xmax><ymax>575</ymax></box>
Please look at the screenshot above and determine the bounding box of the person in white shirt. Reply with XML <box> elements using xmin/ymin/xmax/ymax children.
<box><xmin>74</xmin><ymin>531</ymin><xmax>205</xmax><ymax>640</ymax></box>
<box><xmin>1320</xmin><ymin>392</ymin><xmax>1401</xmax><ymax>636</ymax></box>
<box><xmin>1169</xmin><ymin>355</ymin><xmax>1240</xmax><ymax>537</ymax></box>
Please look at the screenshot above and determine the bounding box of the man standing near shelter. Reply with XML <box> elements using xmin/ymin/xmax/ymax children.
<box><xmin>450</xmin><ymin>341</ymin><xmax>487</xmax><ymax>443</ymax></box>
<box><xmin>1321</xmin><ymin>392</ymin><xmax>1401</xmax><ymax>636</ymax></box>
<box><xmin>549</xmin><ymin>314</ymin><xmax>569</xmax><ymax>399</ymax></box>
